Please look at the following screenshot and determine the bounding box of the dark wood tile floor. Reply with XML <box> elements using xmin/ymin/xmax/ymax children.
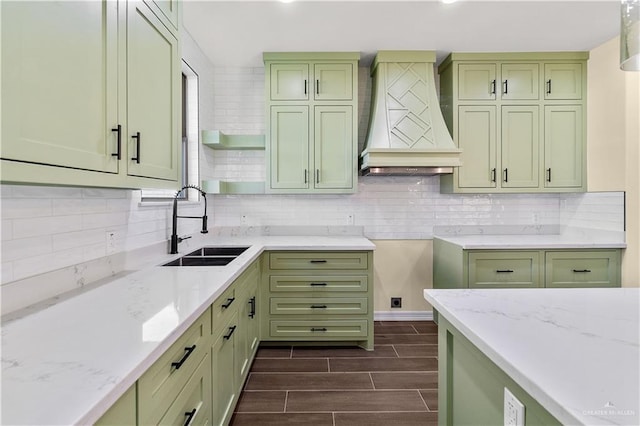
<box><xmin>230</xmin><ymin>321</ymin><xmax>438</xmax><ymax>426</ymax></box>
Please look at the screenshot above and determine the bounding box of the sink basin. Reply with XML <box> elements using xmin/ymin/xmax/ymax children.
<box><xmin>185</xmin><ymin>246</ymin><xmax>249</xmax><ymax>257</ymax></box>
<box><xmin>162</xmin><ymin>246</ymin><xmax>250</xmax><ymax>267</ymax></box>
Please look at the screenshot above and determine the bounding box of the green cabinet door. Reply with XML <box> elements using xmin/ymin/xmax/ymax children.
<box><xmin>1</xmin><ymin>0</ymin><xmax>119</xmax><ymax>174</ymax></box>
<box><xmin>544</xmin><ymin>105</ymin><xmax>583</xmax><ymax>188</ymax></box>
<box><xmin>126</xmin><ymin>0</ymin><xmax>179</xmax><ymax>182</ymax></box>
<box><xmin>545</xmin><ymin>250</ymin><xmax>620</xmax><ymax>288</ymax></box>
<box><xmin>314</xmin><ymin>106</ymin><xmax>353</xmax><ymax>189</ymax></box>
<box><xmin>144</xmin><ymin>0</ymin><xmax>180</xmax><ymax>33</ymax></box>
<box><xmin>544</xmin><ymin>63</ymin><xmax>583</xmax><ymax>100</ymax></box>
<box><xmin>269</xmin><ymin>106</ymin><xmax>310</xmax><ymax>190</ymax></box>
<box><xmin>313</xmin><ymin>63</ymin><xmax>354</xmax><ymax>100</ymax></box>
<box><xmin>500</xmin><ymin>63</ymin><xmax>539</xmax><ymax>100</ymax></box>
<box><xmin>457</xmin><ymin>106</ymin><xmax>497</xmax><ymax>188</ymax></box>
<box><xmin>457</xmin><ymin>64</ymin><xmax>497</xmax><ymax>101</ymax></box>
<box><xmin>501</xmin><ymin>106</ymin><xmax>539</xmax><ymax>188</ymax></box>
<box><xmin>94</xmin><ymin>385</ymin><xmax>136</xmax><ymax>426</ymax></box>
<box><xmin>269</xmin><ymin>63</ymin><xmax>310</xmax><ymax>101</ymax></box>
<box><xmin>468</xmin><ymin>251</ymin><xmax>541</xmax><ymax>288</ymax></box>
<box><xmin>211</xmin><ymin>313</ymin><xmax>238</xmax><ymax>426</ymax></box>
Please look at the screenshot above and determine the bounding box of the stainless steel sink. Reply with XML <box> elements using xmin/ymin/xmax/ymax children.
<box><xmin>162</xmin><ymin>246</ymin><xmax>250</xmax><ymax>267</ymax></box>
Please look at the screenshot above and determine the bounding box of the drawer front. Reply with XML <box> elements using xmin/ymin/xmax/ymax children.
<box><xmin>545</xmin><ymin>251</ymin><xmax>620</xmax><ymax>288</ymax></box>
<box><xmin>468</xmin><ymin>251</ymin><xmax>541</xmax><ymax>288</ymax></box>
<box><xmin>270</xmin><ymin>297</ymin><xmax>368</xmax><ymax>315</ymax></box>
<box><xmin>212</xmin><ymin>283</ymin><xmax>236</xmax><ymax>325</ymax></box>
<box><xmin>269</xmin><ymin>251</ymin><xmax>368</xmax><ymax>270</ymax></box>
<box><xmin>270</xmin><ymin>275</ymin><xmax>368</xmax><ymax>292</ymax></box>
<box><xmin>158</xmin><ymin>352</ymin><xmax>212</xmax><ymax>426</ymax></box>
<box><xmin>138</xmin><ymin>308</ymin><xmax>211</xmax><ymax>424</ymax></box>
<box><xmin>270</xmin><ymin>320</ymin><xmax>368</xmax><ymax>338</ymax></box>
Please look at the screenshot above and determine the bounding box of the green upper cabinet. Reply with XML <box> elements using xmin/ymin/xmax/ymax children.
<box><xmin>1</xmin><ymin>1</ymin><xmax>119</xmax><ymax>175</ymax></box>
<box><xmin>501</xmin><ymin>106</ymin><xmax>539</xmax><ymax>188</ymax></box>
<box><xmin>500</xmin><ymin>63</ymin><xmax>539</xmax><ymax>100</ymax></box>
<box><xmin>0</xmin><ymin>0</ymin><xmax>180</xmax><ymax>189</ymax></box>
<box><xmin>458</xmin><ymin>64</ymin><xmax>497</xmax><ymax>101</ymax></box>
<box><xmin>544</xmin><ymin>105</ymin><xmax>583</xmax><ymax>188</ymax></box>
<box><xmin>264</xmin><ymin>52</ymin><xmax>359</xmax><ymax>194</ymax></box>
<box><xmin>144</xmin><ymin>0</ymin><xmax>180</xmax><ymax>34</ymax></box>
<box><xmin>439</xmin><ymin>52</ymin><xmax>588</xmax><ymax>194</ymax></box>
<box><xmin>544</xmin><ymin>63</ymin><xmax>583</xmax><ymax>100</ymax></box>
<box><xmin>126</xmin><ymin>0</ymin><xmax>180</xmax><ymax>182</ymax></box>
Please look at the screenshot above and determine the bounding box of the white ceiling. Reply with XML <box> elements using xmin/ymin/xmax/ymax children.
<box><xmin>182</xmin><ymin>0</ymin><xmax>621</xmax><ymax>67</ymax></box>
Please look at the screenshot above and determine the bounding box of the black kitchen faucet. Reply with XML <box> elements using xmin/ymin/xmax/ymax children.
<box><xmin>170</xmin><ymin>185</ymin><xmax>208</xmax><ymax>254</ymax></box>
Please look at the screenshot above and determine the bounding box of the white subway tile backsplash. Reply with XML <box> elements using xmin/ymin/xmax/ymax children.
<box><xmin>2</xmin><ymin>198</ymin><xmax>52</xmax><ymax>219</ymax></box>
<box><xmin>2</xmin><ymin>236</ymin><xmax>52</xmax><ymax>263</ymax></box>
<box><xmin>12</xmin><ymin>215</ymin><xmax>84</xmax><ymax>239</ymax></box>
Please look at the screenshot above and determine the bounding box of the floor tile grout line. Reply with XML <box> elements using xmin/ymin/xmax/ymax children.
<box><xmin>368</xmin><ymin>372</ymin><xmax>376</xmax><ymax>390</ymax></box>
<box><xmin>417</xmin><ymin>387</ymin><xmax>431</xmax><ymax>411</ymax></box>
<box><xmin>283</xmin><ymin>390</ymin><xmax>289</xmax><ymax>413</ymax></box>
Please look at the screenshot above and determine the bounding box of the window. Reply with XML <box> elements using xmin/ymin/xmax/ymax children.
<box><xmin>141</xmin><ymin>60</ymin><xmax>199</xmax><ymax>201</ymax></box>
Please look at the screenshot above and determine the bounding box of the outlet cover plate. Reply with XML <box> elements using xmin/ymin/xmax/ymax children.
<box><xmin>504</xmin><ymin>387</ymin><xmax>525</xmax><ymax>426</ymax></box>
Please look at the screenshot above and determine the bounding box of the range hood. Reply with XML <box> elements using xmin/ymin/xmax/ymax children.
<box><xmin>361</xmin><ymin>51</ymin><xmax>462</xmax><ymax>176</ymax></box>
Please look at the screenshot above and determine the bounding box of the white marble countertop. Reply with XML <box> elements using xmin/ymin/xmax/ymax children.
<box><xmin>1</xmin><ymin>235</ymin><xmax>374</xmax><ymax>426</ymax></box>
<box><xmin>434</xmin><ymin>232</ymin><xmax>626</xmax><ymax>250</ymax></box>
<box><xmin>424</xmin><ymin>288</ymin><xmax>639</xmax><ymax>426</ymax></box>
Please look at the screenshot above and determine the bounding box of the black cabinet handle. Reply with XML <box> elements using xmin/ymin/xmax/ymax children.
<box><xmin>223</xmin><ymin>325</ymin><xmax>237</xmax><ymax>340</ymax></box>
<box><xmin>491</xmin><ymin>168</ymin><xmax>496</xmax><ymax>183</ymax></box>
<box><xmin>171</xmin><ymin>345</ymin><xmax>196</xmax><ymax>370</ymax></box>
<box><xmin>311</xmin><ymin>327</ymin><xmax>327</xmax><ymax>332</ymax></box>
<box><xmin>503</xmin><ymin>80</ymin><xmax>508</xmax><ymax>94</ymax></box>
<box><xmin>546</xmin><ymin>79</ymin><xmax>552</xmax><ymax>94</ymax></box>
<box><xmin>310</xmin><ymin>282</ymin><xmax>328</xmax><ymax>286</ymax></box>
<box><xmin>503</xmin><ymin>168</ymin><xmax>508</xmax><ymax>183</ymax></box>
<box><xmin>310</xmin><ymin>260</ymin><xmax>328</xmax><ymax>264</ymax></box>
<box><xmin>304</xmin><ymin>79</ymin><xmax>307</xmax><ymax>95</ymax></box>
<box><xmin>131</xmin><ymin>132</ymin><xmax>141</xmax><ymax>163</ymax></box>
<box><xmin>249</xmin><ymin>296</ymin><xmax>256</xmax><ymax>318</ymax></box>
<box><xmin>310</xmin><ymin>305</ymin><xmax>327</xmax><ymax>309</ymax></box>
<box><xmin>316</xmin><ymin>79</ymin><xmax>320</xmax><ymax>95</ymax></box>
<box><xmin>221</xmin><ymin>297</ymin><xmax>235</xmax><ymax>309</ymax></box>
<box><xmin>573</xmin><ymin>269</ymin><xmax>592</xmax><ymax>273</ymax></box>
<box><xmin>490</xmin><ymin>79</ymin><xmax>496</xmax><ymax>95</ymax></box>
<box><xmin>316</xmin><ymin>169</ymin><xmax>320</xmax><ymax>183</ymax></box>
<box><xmin>304</xmin><ymin>169</ymin><xmax>308</xmax><ymax>184</ymax></box>
<box><xmin>111</xmin><ymin>125</ymin><xmax>122</xmax><ymax>160</ymax></box>
<box><xmin>547</xmin><ymin>168</ymin><xmax>552</xmax><ymax>182</ymax></box>
<box><xmin>496</xmin><ymin>269</ymin><xmax>514</xmax><ymax>273</ymax></box>
<box><xmin>184</xmin><ymin>408</ymin><xmax>197</xmax><ymax>426</ymax></box>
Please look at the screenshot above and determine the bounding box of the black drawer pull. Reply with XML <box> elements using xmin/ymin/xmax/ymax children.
<box><xmin>249</xmin><ymin>296</ymin><xmax>256</xmax><ymax>318</ymax></box>
<box><xmin>496</xmin><ymin>269</ymin><xmax>514</xmax><ymax>273</ymax></box>
<box><xmin>171</xmin><ymin>345</ymin><xmax>196</xmax><ymax>370</ymax></box>
<box><xmin>184</xmin><ymin>408</ymin><xmax>197</xmax><ymax>426</ymax></box>
<box><xmin>310</xmin><ymin>305</ymin><xmax>327</xmax><ymax>309</ymax></box>
<box><xmin>310</xmin><ymin>260</ymin><xmax>328</xmax><ymax>264</ymax></box>
<box><xmin>310</xmin><ymin>282</ymin><xmax>328</xmax><ymax>286</ymax></box>
<box><xmin>221</xmin><ymin>297</ymin><xmax>235</xmax><ymax>309</ymax></box>
<box><xmin>573</xmin><ymin>269</ymin><xmax>592</xmax><ymax>273</ymax></box>
<box><xmin>223</xmin><ymin>325</ymin><xmax>237</xmax><ymax>340</ymax></box>
<box><xmin>490</xmin><ymin>79</ymin><xmax>496</xmax><ymax>95</ymax></box>
<box><xmin>311</xmin><ymin>327</ymin><xmax>327</xmax><ymax>332</ymax></box>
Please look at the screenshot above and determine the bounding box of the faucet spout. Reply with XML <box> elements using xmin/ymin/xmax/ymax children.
<box><xmin>170</xmin><ymin>185</ymin><xmax>208</xmax><ymax>254</ymax></box>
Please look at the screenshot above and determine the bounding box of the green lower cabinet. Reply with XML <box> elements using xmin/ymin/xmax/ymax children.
<box><xmin>211</xmin><ymin>312</ymin><xmax>238</xmax><ymax>426</ymax></box>
<box><xmin>439</xmin><ymin>316</ymin><xmax>561</xmax><ymax>426</ymax></box>
<box><xmin>545</xmin><ymin>250</ymin><xmax>620</xmax><ymax>288</ymax></box>
<box><xmin>433</xmin><ymin>238</ymin><xmax>622</xmax><ymax>290</ymax></box>
<box><xmin>94</xmin><ymin>385</ymin><xmax>136</xmax><ymax>426</ymax></box>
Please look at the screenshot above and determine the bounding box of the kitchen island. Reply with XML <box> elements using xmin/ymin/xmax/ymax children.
<box><xmin>424</xmin><ymin>288</ymin><xmax>639</xmax><ymax>426</ymax></box>
<box><xmin>1</xmin><ymin>235</ymin><xmax>374</xmax><ymax>425</ymax></box>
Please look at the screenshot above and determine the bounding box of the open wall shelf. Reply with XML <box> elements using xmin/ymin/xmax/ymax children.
<box><xmin>202</xmin><ymin>130</ymin><xmax>265</xmax><ymax>150</ymax></box>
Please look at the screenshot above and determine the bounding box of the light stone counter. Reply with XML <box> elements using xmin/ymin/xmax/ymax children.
<box><xmin>434</xmin><ymin>233</ymin><xmax>626</xmax><ymax>250</ymax></box>
<box><xmin>424</xmin><ymin>288</ymin><xmax>639</xmax><ymax>426</ymax></box>
<box><xmin>1</xmin><ymin>235</ymin><xmax>374</xmax><ymax>425</ymax></box>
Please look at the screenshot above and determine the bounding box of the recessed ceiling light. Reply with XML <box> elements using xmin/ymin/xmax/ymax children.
<box><xmin>441</xmin><ymin>0</ymin><xmax>458</xmax><ymax>4</ymax></box>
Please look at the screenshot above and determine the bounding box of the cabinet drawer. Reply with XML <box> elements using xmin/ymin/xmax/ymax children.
<box><xmin>468</xmin><ymin>251</ymin><xmax>541</xmax><ymax>288</ymax></box>
<box><xmin>157</xmin><ymin>352</ymin><xmax>212</xmax><ymax>426</ymax></box>
<box><xmin>270</xmin><ymin>297</ymin><xmax>368</xmax><ymax>315</ymax></box>
<box><xmin>545</xmin><ymin>251</ymin><xmax>620</xmax><ymax>288</ymax></box>
<box><xmin>270</xmin><ymin>275</ymin><xmax>368</xmax><ymax>292</ymax></box>
<box><xmin>138</xmin><ymin>308</ymin><xmax>211</xmax><ymax>424</ymax></box>
<box><xmin>212</xmin><ymin>284</ymin><xmax>236</xmax><ymax>326</ymax></box>
<box><xmin>269</xmin><ymin>252</ymin><xmax>368</xmax><ymax>270</ymax></box>
<box><xmin>270</xmin><ymin>320</ymin><xmax>368</xmax><ymax>338</ymax></box>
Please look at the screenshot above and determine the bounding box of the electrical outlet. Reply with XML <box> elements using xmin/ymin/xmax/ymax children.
<box><xmin>504</xmin><ymin>387</ymin><xmax>525</xmax><ymax>426</ymax></box>
<box><xmin>346</xmin><ymin>214</ymin><xmax>355</xmax><ymax>225</ymax></box>
<box><xmin>240</xmin><ymin>215</ymin><xmax>248</xmax><ymax>225</ymax></box>
<box><xmin>106</xmin><ymin>230</ymin><xmax>118</xmax><ymax>255</ymax></box>
<box><xmin>391</xmin><ymin>297</ymin><xmax>402</xmax><ymax>308</ymax></box>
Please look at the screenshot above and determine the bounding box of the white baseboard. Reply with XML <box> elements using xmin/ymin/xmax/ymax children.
<box><xmin>374</xmin><ymin>311</ymin><xmax>434</xmax><ymax>321</ymax></box>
